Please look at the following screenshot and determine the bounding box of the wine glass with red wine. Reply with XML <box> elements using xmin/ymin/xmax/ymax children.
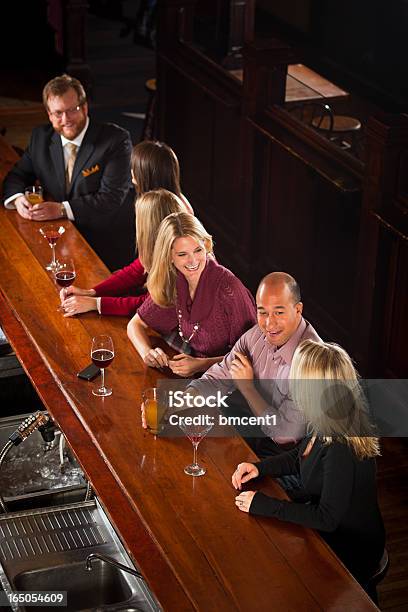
<box><xmin>179</xmin><ymin>418</ymin><xmax>213</xmax><ymax>476</ymax></box>
<box><xmin>54</xmin><ymin>257</ymin><xmax>76</xmax><ymax>297</ymax></box>
<box><xmin>91</xmin><ymin>335</ymin><xmax>114</xmax><ymax>397</ymax></box>
<box><xmin>39</xmin><ymin>225</ymin><xmax>66</xmax><ymax>271</ymax></box>
<box><xmin>54</xmin><ymin>258</ymin><xmax>76</xmax><ymax>312</ymax></box>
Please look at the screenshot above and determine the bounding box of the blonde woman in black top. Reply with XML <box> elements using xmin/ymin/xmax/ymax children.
<box><xmin>232</xmin><ymin>340</ymin><xmax>385</xmax><ymax>590</ymax></box>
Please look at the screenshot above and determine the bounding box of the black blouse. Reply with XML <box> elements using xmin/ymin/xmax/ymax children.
<box><xmin>250</xmin><ymin>437</ymin><xmax>385</xmax><ymax>584</ymax></box>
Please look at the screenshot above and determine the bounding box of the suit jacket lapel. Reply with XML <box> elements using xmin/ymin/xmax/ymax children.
<box><xmin>50</xmin><ymin>133</ymin><xmax>65</xmax><ymax>200</ymax></box>
<box><xmin>69</xmin><ymin>122</ymin><xmax>97</xmax><ymax>189</ymax></box>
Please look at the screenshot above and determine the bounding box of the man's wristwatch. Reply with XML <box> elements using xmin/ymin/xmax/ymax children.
<box><xmin>60</xmin><ymin>204</ymin><xmax>67</xmax><ymax>218</ymax></box>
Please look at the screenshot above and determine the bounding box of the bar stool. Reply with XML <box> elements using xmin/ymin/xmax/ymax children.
<box><xmin>288</xmin><ymin>102</ymin><xmax>334</xmax><ymax>133</ymax></box>
<box><xmin>311</xmin><ymin>113</ymin><xmax>361</xmax><ymax>151</ymax></box>
<box><xmin>365</xmin><ymin>549</ymin><xmax>389</xmax><ymax>604</ymax></box>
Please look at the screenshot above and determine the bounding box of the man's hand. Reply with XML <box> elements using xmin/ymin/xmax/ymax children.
<box><xmin>168</xmin><ymin>353</ymin><xmax>204</xmax><ymax>377</ymax></box>
<box><xmin>232</xmin><ymin>462</ymin><xmax>259</xmax><ymax>490</ymax></box>
<box><xmin>229</xmin><ymin>351</ymin><xmax>254</xmax><ymax>394</ymax></box>
<box><xmin>30</xmin><ymin>201</ymin><xmax>63</xmax><ymax>221</ymax></box>
<box><xmin>14</xmin><ymin>195</ymin><xmax>33</xmax><ymax>220</ymax></box>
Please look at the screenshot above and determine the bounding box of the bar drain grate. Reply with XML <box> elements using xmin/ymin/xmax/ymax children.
<box><xmin>0</xmin><ymin>503</ymin><xmax>108</xmax><ymax>562</ymax></box>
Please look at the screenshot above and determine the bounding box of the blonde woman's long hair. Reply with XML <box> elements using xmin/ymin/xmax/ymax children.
<box><xmin>290</xmin><ymin>340</ymin><xmax>380</xmax><ymax>459</ymax></box>
<box><xmin>136</xmin><ymin>189</ymin><xmax>184</xmax><ymax>272</ymax></box>
<box><xmin>147</xmin><ymin>212</ymin><xmax>213</xmax><ymax>307</ymax></box>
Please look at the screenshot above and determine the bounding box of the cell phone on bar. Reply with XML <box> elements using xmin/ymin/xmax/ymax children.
<box><xmin>77</xmin><ymin>363</ymin><xmax>101</xmax><ymax>381</ymax></box>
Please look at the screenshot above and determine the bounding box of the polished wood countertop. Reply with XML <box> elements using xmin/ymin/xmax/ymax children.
<box><xmin>0</xmin><ymin>170</ymin><xmax>377</xmax><ymax>609</ymax></box>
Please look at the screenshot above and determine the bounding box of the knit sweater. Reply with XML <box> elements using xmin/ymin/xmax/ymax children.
<box><xmin>138</xmin><ymin>258</ymin><xmax>257</xmax><ymax>357</ymax></box>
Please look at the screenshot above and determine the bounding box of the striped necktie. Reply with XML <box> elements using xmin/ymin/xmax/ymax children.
<box><xmin>65</xmin><ymin>143</ymin><xmax>78</xmax><ymax>191</ymax></box>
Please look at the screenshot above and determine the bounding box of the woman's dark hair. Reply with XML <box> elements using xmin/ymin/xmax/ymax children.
<box><xmin>131</xmin><ymin>141</ymin><xmax>181</xmax><ymax>196</ymax></box>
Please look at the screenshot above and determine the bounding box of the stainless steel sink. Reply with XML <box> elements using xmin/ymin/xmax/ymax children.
<box><xmin>0</xmin><ymin>500</ymin><xmax>160</xmax><ymax>612</ymax></box>
<box><xmin>15</xmin><ymin>561</ymin><xmax>132</xmax><ymax>611</ymax></box>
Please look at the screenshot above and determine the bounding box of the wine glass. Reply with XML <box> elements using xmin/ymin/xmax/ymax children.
<box><xmin>179</xmin><ymin>418</ymin><xmax>213</xmax><ymax>476</ymax></box>
<box><xmin>39</xmin><ymin>225</ymin><xmax>66</xmax><ymax>272</ymax></box>
<box><xmin>54</xmin><ymin>258</ymin><xmax>76</xmax><ymax>311</ymax></box>
<box><xmin>54</xmin><ymin>257</ymin><xmax>76</xmax><ymax>295</ymax></box>
<box><xmin>25</xmin><ymin>185</ymin><xmax>43</xmax><ymax>206</ymax></box>
<box><xmin>91</xmin><ymin>335</ymin><xmax>114</xmax><ymax>397</ymax></box>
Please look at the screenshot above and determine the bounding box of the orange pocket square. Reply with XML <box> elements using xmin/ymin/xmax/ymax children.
<box><xmin>82</xmin><ymin>164</ymin><xmax>100</xmax><ymax>177</ymax></box>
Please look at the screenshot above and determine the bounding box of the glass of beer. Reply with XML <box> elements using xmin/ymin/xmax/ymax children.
<box><xmin>25</xmin><ymin>185</ymin><xmax>43</xmax><ymax>206</ymax></box>
<box><xmin>142</xmin><ymin>387</ymin><xmax>166</xmax><ymax>435</ymax></box>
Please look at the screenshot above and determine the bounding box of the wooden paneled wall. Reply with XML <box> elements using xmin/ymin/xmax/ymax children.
<box><xmin>353</xmin><ymin>114</ymin><xmax>408</xmax><ymax>376</ymax></box>
<box><xmin>245</xmin><ymin>113</ymin><xmax>362</xmax><ymax>353</ymax></box>
<box><xmin>157</xmin><ymin>0</ymin><xmax>408</xmax><ymax>377</ymax></box>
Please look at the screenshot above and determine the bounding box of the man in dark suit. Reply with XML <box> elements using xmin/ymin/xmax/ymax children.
<box><xmin>2</xmin><ymin>74</ymin><xmax>135</xmax><ymax>270</ymax></box>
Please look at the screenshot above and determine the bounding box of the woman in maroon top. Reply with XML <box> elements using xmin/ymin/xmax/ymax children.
<box><xmin>60</xmin><ymin>189</ymin><xmax>183</xmax><ymax>316</ymax></box>
<box><xmin>60</xmin><ymin>140</ymin><xmax>192</xmax><ymax>316</ymax></box>
<box><xmin>127</xmin><ymin>212</ymin><xmax>257</xmax><ymax>376</ymax></box>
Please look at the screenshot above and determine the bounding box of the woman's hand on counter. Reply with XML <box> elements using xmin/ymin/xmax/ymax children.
<box><xmin>61</xmin><ymin>295</ymin><xmax>98</xmax><ymax>316</ymax></box>
<box><xmin>168</xmin><ymin>354</ymin><xmax>223</xmax><ymax>377</ymax></box>
<box><xmin>143</xmin><ymin>347</ymin><xmax>169</xmax><ymax>368</ymax></box>
<box><xmin>168</xmin><ymin>354</ymin><xmax>203</xmax><ymax>377</ymax></box>
<box><xmin>61</xmin><ymin>285</ymin><xmax>96</xmax><ymax>300</ymax></box>
<box><xmin>235</xmin><ymin>490</ymin><xmax>256</xmax><ymax>513</ymax></box>
<box><xmin>232</xmin><ymin>462</ymin><xmax>259</xmax><ymax>490</ymax></box>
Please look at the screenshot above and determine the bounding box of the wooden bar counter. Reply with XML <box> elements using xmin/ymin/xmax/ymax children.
<box><xmin>0</xmin><ymin>200</ymin><xmax>378</xmax><ymax>610</ymax></box>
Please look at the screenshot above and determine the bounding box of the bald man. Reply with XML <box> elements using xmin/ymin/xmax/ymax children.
<box><xmin>190</xmin><ymin>272</ymin><xmax>321</xmax><ymax>457</ymax></box>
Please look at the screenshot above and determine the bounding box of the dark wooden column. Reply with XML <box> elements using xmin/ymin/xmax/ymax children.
<box><xmin>353</xmin><ymin>113</ymin><xmax>408</xmax><ymax>376</ymax></box>
<box><xmin>216</xmin><ymin>0</ymin><xmax>256</xmax><ymax>69</ymax></box>
<box><xmin>242</xmin><ymin>39</ymin><xmax>299</xmax><ymax>116</ymax></box>
<box><xmin>63</xmin><ymin>0</ymin><xmax>92</xmax><ymax>94</ymax></box>
<box><xmin>157</xmin><ymin>0</ymin><xmax>198</xmax><ymax>49</ymax></box>
<box><xmin>239</xmin><ymin>39</ymin><xmax>300</xmax><ymax>283</ymax></box>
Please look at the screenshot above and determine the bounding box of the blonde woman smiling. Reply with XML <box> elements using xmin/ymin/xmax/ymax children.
<box><xmin>127</xmin><ymin>212</ymin><xmax>256</xmax><ymax>376</ymax></box>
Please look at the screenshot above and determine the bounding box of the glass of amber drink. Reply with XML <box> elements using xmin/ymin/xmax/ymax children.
<box><xmin>25</xmin><ymin>185</ymin><xmax>43</xmax><ymax>206</ymax></box>
<box><xmin>142</xmin><ymin>387</ymin><xmax>166</xmax><ymax>435</ymax></box>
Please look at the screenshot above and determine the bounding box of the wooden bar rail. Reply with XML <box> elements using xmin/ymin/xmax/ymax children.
<box><xmin>0</xmin><ymin>195</ymin><xmax>377</xmax><ymax>609</ymax></box>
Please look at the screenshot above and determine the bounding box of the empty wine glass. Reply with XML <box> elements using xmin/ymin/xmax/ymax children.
<box><xmin>179</xmin><ymin>418</ymin><xmax>213</xmax><ymax>476</ymax></box>
<box><xmin>91</xmin><ymin>335</ymin><xmax>114</xmax><ymax>397</ymax></box>
<box><xmin>39</xmin><ymin>224</ymin><xmax>66</xmax><ymax>272</ymax></box>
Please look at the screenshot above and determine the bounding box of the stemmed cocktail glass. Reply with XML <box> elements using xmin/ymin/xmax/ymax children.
<box><xmin>91</xmin><ymin>335</ymin><xmax>114</xmax><ymax>397</ymax></box>
<box><xmin>39</xmin><ymin>225</ymin><xmax>66</xmax><ymax>272</ymax></box>
<box><xmin>179</xmin><ymin>419</ymin><xmax>213</xmax><ymax>476</ymax></box>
